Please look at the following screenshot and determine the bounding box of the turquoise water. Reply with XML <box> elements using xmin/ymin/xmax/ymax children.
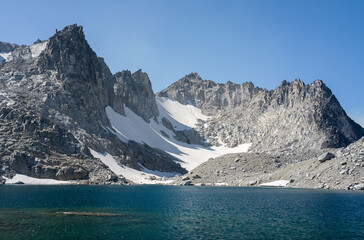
<box><xmin>0</xmin><ymin>185</ymin><xmax>363</xmax><ymax>240</ymax></box>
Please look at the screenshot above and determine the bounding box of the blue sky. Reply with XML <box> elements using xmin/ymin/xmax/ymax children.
<box><xmin>1</xmin><ymin>0</ymin><xmax>363</xmax><ymax>126</ymax></box>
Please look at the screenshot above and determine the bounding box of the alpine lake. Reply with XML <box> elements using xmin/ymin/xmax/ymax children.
<box><xmin>0</xmin><ymin>185</ymin><xmax>363</xmax><ymax>240</ymax></box>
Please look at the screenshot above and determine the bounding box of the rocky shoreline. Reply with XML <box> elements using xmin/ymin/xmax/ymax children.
<box><xmin>2</xmin><ymin>137</ymin><xmax>363</xmax><ymax>190</ymax></box>
<box><xmin>170</xmin><ymin>137</ymin><xmax>364</xmax><ymax>191</ymax></box>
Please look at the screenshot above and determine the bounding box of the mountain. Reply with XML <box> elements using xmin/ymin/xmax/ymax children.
<box><xmin>1</xmin><ymin>24</ymin><xmax>363</xmax><ymax>187</ymax></box>
<box><xmin>0</xmin><ymin>24</ymin><xmax>185</xmax><ymax>184</ymax></box>
<box><xmin>158</xmin><ymin>73</ymin><xmax>364</xmax><ymax>155</ymax></box>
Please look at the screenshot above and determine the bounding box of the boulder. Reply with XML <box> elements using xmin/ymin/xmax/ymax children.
<box><xmin>0</xmin><ymin>176</ymin><xmax>5</xmax><ymax>184</ymax></box>
<box><xmin>56</xmin><ymin>166</ymin><xmax>88</xmax><ymax>180</ymax></box>
<box><xmin>354</xmin><ymin>183</ymin><xmax>364</xmax><ymax>190</ymax></box>
<box><xmin>249</xmin><ymin>180</ymin><xmax>257</xmax><ymax>186</ymax></box>
<box><xmin>359</xmin><ymin>149</ymin><xmax>364</xmax><ymax>156</ymax></box>
<box><xmin>318</xmin><ymin>152</ymin><xmax>335</xmax><ymax>163</ymax></box>
<box><xmin>192</xmin><ymin>174</ymin><xmax>201</xmax><ymax>179</ymax></box>
<box><xmin>182</xmin><ymin>176</ymin><xmax>190</xmax><ymax>181</ymax></box>
<box><xmin>148</xmin><ymin>175</ymin><xmax>157</xmax><ymax>180</ymax></box>
<box><xmin>184</xmin><ymin>180</ymin><xmax>192</xmax><ymax>186</ymax></box>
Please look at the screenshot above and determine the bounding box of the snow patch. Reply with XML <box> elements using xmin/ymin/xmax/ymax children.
<box><xmin>29</xmin><ymin>41</ymin><xmax>47</xmax><ymax>58</ymax></box>
<box><xmin>105</xmin><ymin>104</ymin><xmax>251</xmax><ymax>171</ymax></box>
<box><xmin>0</xmin><ymin>52</ymin><xmax>11</xmax><ymax>62</ymax></box>
<box><xmin>215</xmin><ymin>182</ymin><xmax>228</xmax><ymax>186</ymax></box>
<box><xmin>89</xmin><ymin>149</ymin><xmax>175</xmax><ymax>184</ymax></box>
<box><xmin>138</xmin><ymin>164</ymin><xmax>179</xmax><ymax>178</ymax></box>
<box><xmin>260</xmin><ymin>180</ymin><xmax>290</xmax><ymax>187</ymax></box>
<box><xmin>156</xmin><ymin>96</ymin><xmax>209</xmax><ymax>130</ymax></box>
<box><xmin>3</xmin><ymin>174</ymin><xmax>69</xmax><ymax>185</ymax></box>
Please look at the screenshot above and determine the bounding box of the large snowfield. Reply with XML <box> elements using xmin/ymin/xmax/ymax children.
<box><xmin>89</xmin><ymin>149</ymin><xmax>176</xmax><ymax>184</ymax></box>
<box><xmin>94</xmin><ymin>96</ymin><xmax>251</xmax><ymax>183</ymax></box>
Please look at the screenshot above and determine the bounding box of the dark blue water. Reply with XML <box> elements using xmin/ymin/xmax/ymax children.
<box><xmin>0</xmin><ymin>185</ymin><xmax>363</xmax><ymax>240</ymax></box>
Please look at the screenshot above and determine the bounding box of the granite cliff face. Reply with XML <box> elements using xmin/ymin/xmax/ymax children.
<box><xmin>114</xmin><ymin>69</ymin><xmax>159</xmax><ymax>122</ymax></box>
<box><xmin>158</xmin><ymin>73</ymin><xmax>364</xmax><ymax>155</ymax></box>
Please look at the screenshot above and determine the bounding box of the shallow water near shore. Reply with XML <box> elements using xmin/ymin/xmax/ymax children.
<box><xmin>0</xmin><ymin>185</ymin><xmax>363</xmax><ymax>240</ymax></box>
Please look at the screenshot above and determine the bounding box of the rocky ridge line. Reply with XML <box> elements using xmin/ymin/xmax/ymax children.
<box><xmin>158</xmin><ymin>73</ymin><xmax>364</xmax><ymax>154</ymax></box>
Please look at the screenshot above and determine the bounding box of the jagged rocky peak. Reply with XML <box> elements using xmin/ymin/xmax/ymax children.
<box><xmin>158</xmin><ymin>73</ymin><xmax>364</xmax><ymax>151</ymax></box>
<box><xmin>157</xmin><ymin>72</ymin><xmax>217</xmax><ymax>108</ymax></box>
<box><xmin>183</xmin><ymin>72</ymin><xmax>203</xmax><ymax>81</ymax></box>
<box><xmin>34</xmin><ymin>24</ymin><xmax>115</xmax><ymax>133</ymax></box>
<box><xmin>38</xmin><ymin>24</ymin><xmax>99</xmax><ymax>76</ymax></box>
<box><xmin>157</xmin><ymin>73</ymin><xmax>264</xmax><ymax>111</ymax></box>
<box><xmin>0</xmin><ymin>41</ymin><xmax>19</xmax><ymax>53</ymax></box>
<box><xmin>113</xmin><ymin>69</ymin><xmax>159</xmax><ymax>122</ymax></box>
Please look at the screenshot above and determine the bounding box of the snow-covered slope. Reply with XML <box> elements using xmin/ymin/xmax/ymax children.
<box><xmin>89</xmin><ymin>149</ymin><xmax>176</xmax><ymax>184</ymax></box>
<box><xmin>156</xmin><ymin>96</ymin><xmax>209</xmax><ymax>130</ymax></box>
<box><xmin>103</xmin><ymin>97</ymin><xmax>251</xmax><ymax>176</ymax></box>
<box><xmin>0</xmin><ymin>52</ymin><xmax>11</xmax><ymax>62</ymax></box>
<box><xmin>29</xmin><ymin>41</ymin><xmax>48</xmax><ymax>58</ymax></box>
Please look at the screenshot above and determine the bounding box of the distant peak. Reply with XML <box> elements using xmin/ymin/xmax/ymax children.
<box><xmin>311</xmin><ymin>79</ymin><xmax>324</xmax><ymax>86</ymax></box>
<box><xmin>57</xmin><ymin>24</ymin><xmax>83</xmax><ymax>33</ymax></box>
<box><xmin>33</xmin><ymin>39</ymin><xmax>43</xmax><ymax>45</ymax></box>
<box><xmin>184</xmin><ymin>72</ymin><xmax>202</xmax><ymax>80</ymax></box>
<box><xmin>280</xmin><ymin>80</ymin><xmax>289</xmax><ymax>87</ymax></box>
<box><xmin>310</xmin><ymin>79</ymin><xmax>331</xmax><ymax>94</ymax></box>
<box><xmin>52</xmin><ymin>24</ymin><xmax>85</xmax><ymax>41</ymax></box>
<box><xmin>242</xmin><ymin>81</ymin><xmax>255</xmax><ymax>88</ymax></box>
<box><xmin>294</xmin><ymin>78</ymin><xmax>301</xmax><ymax>82</ymax></box>
<box><xmin>292</xmin><ymin>78</ymin><xmax>305</xmax><ymax>86</ymax></box>
<box><xmin>0</xmin><ymin>41</ymin><xmax>19</xmax><ymax>52</ymax></box>
<box><xmin>38</xmin><ymin>24</ymin><xmax>97</xmax><ymax>73</ymax></box>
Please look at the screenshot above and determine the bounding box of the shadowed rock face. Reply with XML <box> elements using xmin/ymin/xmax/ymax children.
<box><xmin>114</xmin><ymin>69</ymin><xmax>159</xmax><ymax>122</ymax></box>
<box><xmin>158</xmin><ymin>73</ymin><xmax>364</xmax><ymax>153</ymax></box>
<box><xmin>0</xmin><ymin>107</ymin><xmax>117</xmax><ymax>182</ymax></box>
<box><xmin>0</xmin><ymin>41</ymin><xmax>19</xmax><ymax>53</ymax></box>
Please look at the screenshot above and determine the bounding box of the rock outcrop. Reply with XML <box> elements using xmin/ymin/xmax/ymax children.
<box><xmin>113</xmin><ymin>69</ymin><xmax>159</xmax><ymax>122</ymax></box>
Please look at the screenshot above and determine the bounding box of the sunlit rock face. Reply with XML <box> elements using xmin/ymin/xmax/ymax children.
<box><xmin>158</xmin><ymin>73</ymin><xmax>364</xmax><ymax>154</ymax></box>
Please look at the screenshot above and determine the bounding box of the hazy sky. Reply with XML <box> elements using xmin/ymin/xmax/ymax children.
<box><xmin>1</xmin><ymin>0</ymin><xmax>363</xmax><ymax>126</ymax></box>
